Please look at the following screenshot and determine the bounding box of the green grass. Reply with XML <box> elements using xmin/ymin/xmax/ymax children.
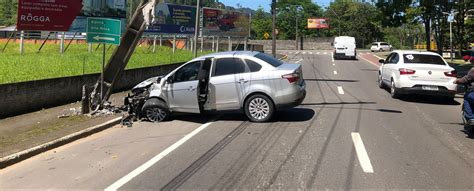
<box><xmin>0</xmin><ymin>42</ymin><xmax>210</xmax><ymax>84</ymax></box>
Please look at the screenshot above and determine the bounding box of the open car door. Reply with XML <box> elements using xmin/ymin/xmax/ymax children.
<box><xmin>197</xmin><ymin>58</ymin><xmax>212</xmax><ymax>113</ymax></box>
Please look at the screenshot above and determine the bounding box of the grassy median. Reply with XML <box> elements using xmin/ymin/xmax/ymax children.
<box><xmin>0</xmin><ymin>42</ymin><xmax>208</xmax><ymax>84</ymax></box>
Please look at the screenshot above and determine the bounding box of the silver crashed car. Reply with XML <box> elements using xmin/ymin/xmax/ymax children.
<box><xmin>125</xmin><ymin>51</ymin><xmax>306</xmax><ymax>122</ymax></box>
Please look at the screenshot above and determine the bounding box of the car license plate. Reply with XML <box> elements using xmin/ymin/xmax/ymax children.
<box><xmin>422</xmin><ymin>85</ymin><xmax>439</xmax><ymax>91</ymax></box>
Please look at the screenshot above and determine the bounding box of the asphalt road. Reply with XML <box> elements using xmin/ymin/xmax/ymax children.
<box><xmin>1</xmin><ymin>50</ymin><xmax>473</xmax><ymax>189</ymax></box>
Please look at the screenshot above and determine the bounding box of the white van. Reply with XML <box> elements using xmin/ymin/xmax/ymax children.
<box><xmin>333</xmin><ymin>36</ymin><xmax>356</xmax><ymax>60</ymax></box>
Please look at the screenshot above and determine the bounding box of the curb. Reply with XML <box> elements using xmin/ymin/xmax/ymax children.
<box><xmin>0</xmin><ymin>117</ymin><xmax>122</xmax><ymax>169</ymax></box>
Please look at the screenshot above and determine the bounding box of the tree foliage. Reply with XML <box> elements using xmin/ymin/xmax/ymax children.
<box><xmin>325</xmin><ymin>1</ymin><xmax>383</xmax><ymax>48</ymax></box>
<box><xmin>0</xmin><ymin>0</ymin><xmax>17</xmax><ymax>26</ymax></box>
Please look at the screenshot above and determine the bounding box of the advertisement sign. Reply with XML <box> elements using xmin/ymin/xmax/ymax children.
<box><xmin>145</xmin><ymin>3</ymin><xmax>196</xmax><ymax>34</ymax></box>
<box><xmin>17</xmin><ymin>0</ymin><xmax>83</xmax><ymax>31</ymax></box>
<box><xmin>308</xmin><ymin>18</ymin><xmax>329</xmax><ymax>29</ymax></box>
<box><xmin>202</xmin><ymin>8</ymin><xmax>250</xmax><ymax>37</ymax></box>
<box><xmin>69</xmin><ymin>0</ymin><xmax>127</xmax><ymax>32</ymax></box>
<box><xmin>86</xmin><ymin>18</ymin><xmax>121</xmax><ymax>45</ymax></box>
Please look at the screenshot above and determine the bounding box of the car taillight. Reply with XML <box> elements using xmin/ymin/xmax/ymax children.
<box><xmin>282</xmin><ymin>73</ymin><xmax>300</xmax><ymax>83</ymax></box>
<box><xmin>399</xmin><ymin>68</ymin><xmax>416</xmax><ymax>75</ymax></box>
<box><xmin>444</xmin><ymin>70</ymin><xmax>457</xmax><ymax>77</ymax></box>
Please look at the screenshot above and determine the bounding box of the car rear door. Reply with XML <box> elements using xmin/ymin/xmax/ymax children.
<box><xmin>209</xmin><ymin>57</ymin><xmax>246</xmax><ymax>110</ymax></box>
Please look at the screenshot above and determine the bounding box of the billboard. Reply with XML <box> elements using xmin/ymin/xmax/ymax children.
<box><xmin>145</xmin><ymin>3</ymin><xmax>196</xmax><ymax>34</ymax></box>
<box><xmin>17</xmin><ymin>0</ymin><xmax>83</xmax><ymax>31</ymax></box>
<box><xmin>308</xmin><ymin>18</ymin><xmax>329</xmax><ymax>29</ymax></box>
<box><xmin>202</xmin><ymin>8</ymin><xmax>250</xmax><ymax>37</ymax></box>
<box><xmin>69</xmin><ymin>0</ymin><xmax>127</xmax><ymax>32</ymax></box>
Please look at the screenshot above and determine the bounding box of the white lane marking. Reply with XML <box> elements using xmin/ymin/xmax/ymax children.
<box><xmin>289</xmin><ymin>52</ymin><xmax>293</xmax><ymax>54</ymax></box>
<box><xmin>295</xmin><ymin>59</ymin><xmax>303</xmax><ymax>64</ymax></box>
<box><xmin>333</xmin><ymin>70</ymin><xmax>338</xmax><ymax>75</ymax></box>
<box><xmin>332</xmin><ymin>63</ymin><xmax>335</xmax><ymax>66</ymax></box>
<box><xmin>316</xmin><ymin>52</ymin><xmax>320</xmax><ymax>54</ymax></box>
<box><xmin>323</xmin><ymin>52</ymin><xmax>328</xmax><ymax>55</ymax></box>
<box><xmin>310</xmin><ymin>52</ymin><xmax>313</xmax><ymax>54</ymax></box>
<box><xmin>302</xmin><ymin>52</ymin><xmax>307</xmax><ymax>54</ymax></box>
<box><xmin>351</xmin><ymin>132</ymin><xmax>374</xmax><ymax>173</ymax></box>
<box><xmin>337</xmin><ymin>86</ymin><xmax>344</xmax><ymax>94</ymax></box>
<box><xmin>105</xmin><ymin>119</ymin><xmax>218</xmax><ymax>191</ymax></box>
<box><xmin>331</xmin><ymin>52</ymin><xmax>334</xmax><ymax>62</ymax></box>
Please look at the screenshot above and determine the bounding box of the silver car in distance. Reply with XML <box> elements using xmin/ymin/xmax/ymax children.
<box><xmin>125</xmin><ymin>51</ymin><xmax>306</xmax><ymax>122</ymax></box>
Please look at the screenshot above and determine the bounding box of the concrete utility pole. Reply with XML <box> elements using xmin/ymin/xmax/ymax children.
<box><xmin>271</xmin><ymin>0</ymin><xmax>276</xmax><ymax>57</ymax></box>
<box><xmin>193</xmin><ymin>0</ymin><xmax>201</xmax><ymax>58</ymax></box>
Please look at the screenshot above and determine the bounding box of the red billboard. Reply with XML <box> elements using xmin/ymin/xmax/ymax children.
<box><xmin>202</xmin><ymin>8</ymin><xmax>250</xmax><ymax>37</ymax></box>
<box><xmin>308</xmin><ymin>18</ymin><xmax>329</xmax><ymax>29</ymax></box>
<box><xmin>17</xmin><ymin>0</ymin><xmax>83</xmax><ymax>31</ymax></box>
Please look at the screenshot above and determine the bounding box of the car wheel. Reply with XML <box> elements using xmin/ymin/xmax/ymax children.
<box><xmin>378</xmin><ymin>73</ymin><xmax>385</xmax><ymax>88</ymax></box>
<box><xmin>142</xmin><ymin>98</ymin><xmax>170</xmax><ymax>122</ymax></box>
<box><xmin>390</xmin><ymin>80</ymin><xmax>400</xmax><ymax>98</ymax></box>
<box><xmin>244</xmin><ymin>94</ymin><xmax>274</xmax><ymax>122</ymax></box>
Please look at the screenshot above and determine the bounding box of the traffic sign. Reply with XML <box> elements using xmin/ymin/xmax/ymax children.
<box><xmin>264</xmin><ymin>32</ymin><xmax>270</xmax><ymax>39</ymax></box>
<box><xmin>87</xmin><ymin>18</ymin><xmax>121</xmax><ymax>45</ymax></box>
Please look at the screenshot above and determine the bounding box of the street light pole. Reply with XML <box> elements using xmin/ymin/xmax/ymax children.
<box><xmin>295</xmin><ymin>14</ymin><xmax>298</xmax><ymax>50</ymax></box>
<box><xmin>328</xmin><ymin>7</ymin><xmax>341</xmax><ymax>36</ymax></box>
<box><xmin>272</xmin><ymin>0</ymin><xmax>276</xmax><ymax>57</ymax></box>
<box><xmin>443</xmin><ymin>11</ymin><xmax>458</xmax><ymax>62</ymax></box>
<box><xmin>193</xmin><ymin>0</ymin><xmax>201</xmax><ymax>58</ymax></box>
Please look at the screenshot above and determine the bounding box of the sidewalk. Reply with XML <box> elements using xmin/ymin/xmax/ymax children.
<box><xmin>0</xmin><ymin>92</ymin><xmax>128</xmax><ymax>158</ymax></box>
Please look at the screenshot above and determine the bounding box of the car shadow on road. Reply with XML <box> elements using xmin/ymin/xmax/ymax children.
<box><xmin>300</xmin><ymin>101</ymin><xmax>376</xmax><ymax>106</ymax></box>
<box><xmin>398</xmin><ymin>96</ymin><xmax>461</xmax><ymax>105</ymax></box>
<box><xmin>305</xmin><ymin>79</ymin><xmax>359</xmax><ymax>83</ymax></box>
<box><xmin>216</xmin><ymin>108</ymin><xmax>316</xmax><ymax>123</ymax></box>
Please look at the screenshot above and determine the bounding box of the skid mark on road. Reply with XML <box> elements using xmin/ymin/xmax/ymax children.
<box><xmin>210</xmin><ymin>122</ymin><xmax>288</xmax><ymax>189</ymax></box>
<box><xmin>163</xmin><ymin>121</ymin><xmax>251</xmax><ymax>190</ymax></box>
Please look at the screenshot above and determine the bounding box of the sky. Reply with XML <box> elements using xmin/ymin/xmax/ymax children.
<box><xmin>218</xmin><ymin>0</ymin><xmax>332</xmax><ymax>12</ymax></box>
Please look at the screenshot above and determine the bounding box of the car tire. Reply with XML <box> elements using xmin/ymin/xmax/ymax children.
<box><xmin>390</xmin><ymin>80</ymin><xmax>400</xmax><ymax>98</ymax></box>
<box><xmin>378</xmin><ymin>73</ymin><xmax>385</xmax><ymax>88</ymax></box>
<box><xmin>141</xmin><ymin>98</ymin><xmax>170</xmax><ymax>122</ymax></box>
<box><xmin>244</xmin><ymin>94</ymin><xmax>274</xmax><ymax>122</ymax></box>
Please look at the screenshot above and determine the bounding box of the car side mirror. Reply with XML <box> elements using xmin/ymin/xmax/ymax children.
<box><xmin>379</xmin><ymin>59</ymin><xmax>385</xmax><ymax>64</ymax></box>
<box><xmin>166</xmin><ymin>76</ymin><xmax>174</xmax><ymax>84</ymax></box>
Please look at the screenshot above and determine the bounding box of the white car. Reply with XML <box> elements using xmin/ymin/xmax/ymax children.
<box><xmin>378</xmin><ymin>51</ymin><xmax>457</xmax><ymax>100</ymax></box>
<box><xmin>371</xmin><ymin>42</ymin><xmax>393</xmax><ymax>52</ymax></box>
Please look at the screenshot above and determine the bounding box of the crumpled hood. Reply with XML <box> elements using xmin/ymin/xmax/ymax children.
<box><xmin>132</xmin><ymin>76</ymin><xmax>162</xmax><ymax>91</ymax></box>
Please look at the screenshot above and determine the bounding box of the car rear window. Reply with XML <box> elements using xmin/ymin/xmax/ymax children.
<box><xmin>244</xmin><ymin>59</ymin><xmax>262</xmax><ymax>72</ymax></box>
<box><xmin>255</xmin><ymin>53</ymin><xmax>283</xmax><ymax>67</ymax></box>
<box><xmin>403</xmin><ymin>54</ymin><xmax>446</xmax><ymax>65</ymax></box>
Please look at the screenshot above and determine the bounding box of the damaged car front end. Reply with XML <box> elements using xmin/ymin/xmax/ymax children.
<box><xmin>123</xmin><ymin>76</ymin><xmax>164</xmax><ymax>124</ymax></box>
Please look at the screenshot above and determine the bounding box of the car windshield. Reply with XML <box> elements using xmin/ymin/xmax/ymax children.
<box><xmin>403</xmin><ymin>54</ymin><xmax>446</xmax><ymax>65</ymax></box>
<box><xmin>255</xmin><ymin>53</ymin><xmax>283</xmax><ymax>67</ymax></box>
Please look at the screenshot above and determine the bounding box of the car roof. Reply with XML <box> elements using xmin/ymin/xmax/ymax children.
<box><xmin>392</xmin><ymin>50</ymin><xmax>441</xmax><ymax>56</ymax></box>
<box><xmin>190</xmin><ymin>51</ymin><xmax>260</xmax><ymax>62</ymax></box>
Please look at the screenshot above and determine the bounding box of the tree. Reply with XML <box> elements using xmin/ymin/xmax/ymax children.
<box><xmin>0</xmin><ymin>0</ymin><xmax>17</xmax><ymax>26</ymax></box>
<box><xmin>325</xmin><ymin>1</ymin><xmax>383</xmax><ymax>48</ymax></box>
<box><xmin>275</xmin><ymin>0</ymin><xmax>323</xmax><ymax>40</ymax></box>
<box><xmin>251</xmin><ymin>7</ymin><xmax>272</xmax><ymax>39</ymax></box>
